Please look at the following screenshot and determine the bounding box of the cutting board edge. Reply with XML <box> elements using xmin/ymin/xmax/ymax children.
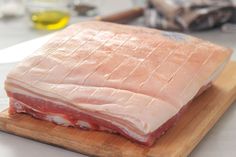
<box><xmin>181</xmin><ymin>93</ymin><xmax>236</xmax><ymax>157</ymax></box>
<box><xmin>0</xmin><ymin>113</ymin><xmax>105</xmax><ymax>157</ymax></box>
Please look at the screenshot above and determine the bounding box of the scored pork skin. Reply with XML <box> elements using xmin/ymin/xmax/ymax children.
<box><xmin>5</xmin><ymin>21</ymin><xmax>232</xmax><ymax>145</ymax></box>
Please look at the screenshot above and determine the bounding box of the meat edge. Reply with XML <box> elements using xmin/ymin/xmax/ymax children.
<box><xmin>6</xmin><ymin>82</ymin><xmax>211</xmax><ymax>146</ymax></box>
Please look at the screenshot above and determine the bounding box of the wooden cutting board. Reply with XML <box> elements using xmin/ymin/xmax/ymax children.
<box><xmin>0</xmin><ymin>61</ymin><xmax>236</xmax><ymax>157</ymax></box>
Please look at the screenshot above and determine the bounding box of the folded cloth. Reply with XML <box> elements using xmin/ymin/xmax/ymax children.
<box><xmin>145</xmin><ymin>0</ymin><xmax>235</xmax><ymax>31</ymax></box>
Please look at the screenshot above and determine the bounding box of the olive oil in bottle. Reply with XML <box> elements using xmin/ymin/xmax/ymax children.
<box><xmin>31</xmin><ymin>10</ymin><xmax>70</xmax><ymax>30</ymax></box>
<box><xmin>26</xmin><ymin>0</ymin><xmax>70</xmax><ymax>30</ymax></box>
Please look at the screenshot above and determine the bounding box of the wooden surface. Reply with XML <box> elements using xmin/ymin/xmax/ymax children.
<box><xmin>0</xmin><ymin>61</ymin><xmax>236</xmax><ymax>157</ymax></box>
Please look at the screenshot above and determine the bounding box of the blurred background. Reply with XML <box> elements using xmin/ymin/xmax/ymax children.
<box><xmin>0</xmin><ymin>0</ymin><xmax>235</xmax><ymax>49</ymax></box>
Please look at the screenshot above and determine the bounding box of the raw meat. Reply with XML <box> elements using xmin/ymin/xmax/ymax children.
<box><xmin>5</xmin><ymin>21</ymin><xmax>232</xmax><ymax>146</ymax></box>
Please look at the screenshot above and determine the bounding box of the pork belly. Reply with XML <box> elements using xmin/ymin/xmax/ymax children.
<box><xmin>5</xmin><ymin>21</ymin><xmax>232</xmax><ymax>146</ymax></box>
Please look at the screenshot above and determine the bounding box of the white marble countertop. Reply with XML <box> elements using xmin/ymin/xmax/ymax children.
<box><xmin>0</xmin><ymin>1</ymin><xmax>236</xmax><ymax>157</ymax></box>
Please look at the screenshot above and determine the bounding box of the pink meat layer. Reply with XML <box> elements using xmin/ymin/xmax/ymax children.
<box><xmin>8</xmin><ymin>82</ymin><xmax>210</xmax><ymax>146</ymax></box>
<box><xmin>8</xmin><ymin>95</ymin><xmax>179</xmax><ymax>146</ymax></box>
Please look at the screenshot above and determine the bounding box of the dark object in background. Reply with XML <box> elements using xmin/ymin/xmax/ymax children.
<box><xmin>145</xmin><ymin>0</ymin><xmax>236</xmax><ymax>31</ymax></box>
<box><xmin>74</xmin><ymin>3</ymin><xmax>98</xmax><ymax>16</ymax></box>
<box><xmin>229</xmin><ymin>0</ymin><xmax>236</xmax><ymax>23</ymax></box>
